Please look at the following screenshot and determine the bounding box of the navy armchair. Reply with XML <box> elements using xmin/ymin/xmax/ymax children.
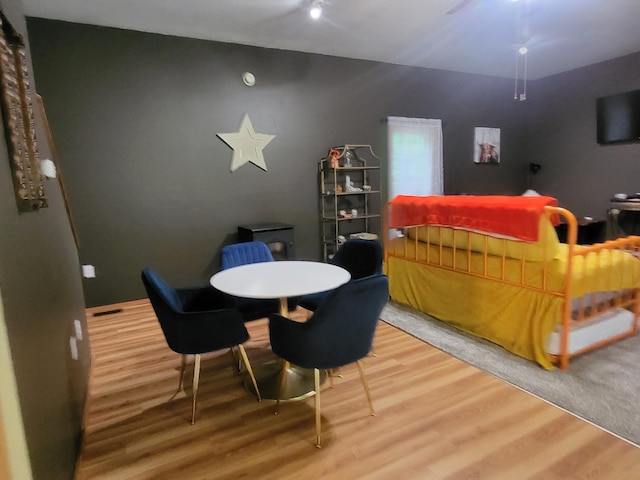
<box><xmin>141</xmin><ymin>267</ymin><xmax>260</xmax><ymax>424</ymax></box>
<box><xmin>221</xmin><ymin>241</ymin><xmax>298</xmax><ymax>320</ymax></box>
<box><xmin>298</xmin><ymin>238</ymin><xmax>383</xmax><ymax>312</ymax></box>
<box><xmin>269</xmin><ymin>274</ymin><xmax>389</xmax><ymax>447</ymax></box>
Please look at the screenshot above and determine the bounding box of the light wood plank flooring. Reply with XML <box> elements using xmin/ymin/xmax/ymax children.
<box><xmin>76</xmin><ymin>299</ymin><xmax>640</xmax><ymax>479</ymax></box>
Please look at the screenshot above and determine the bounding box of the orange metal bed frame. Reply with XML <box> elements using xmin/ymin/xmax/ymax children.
<box><xmin>384</xmin><ymin>204</ymin><xmax>640</xmax><ymax>369</ymax></box>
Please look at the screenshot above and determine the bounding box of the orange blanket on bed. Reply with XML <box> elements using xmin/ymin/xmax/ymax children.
<box><xmin>388</xmin><ymin>195</ymin><xmax>558</xmax><ymax>241</ymax></box>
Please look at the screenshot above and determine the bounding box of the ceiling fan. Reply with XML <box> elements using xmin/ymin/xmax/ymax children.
<box><xmin>447</xmin><ymin>0</ymin><xmax>521</xmax><ymax>15</ymax></box>
<box><xmin>446</xmin><ymin>0</ymin><xmax>478</xmax><ymax>15</ymax></box>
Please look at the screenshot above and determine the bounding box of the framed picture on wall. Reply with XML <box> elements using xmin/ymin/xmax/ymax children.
<box><xmin>473</xmin><ymin>127</ymin><xmax>500</xmax><ymax>164</ymax></box>
<box><xmin>0</xmin><ymin>11</ymin><xmax>47</xmax><ymax>211</ymax></box>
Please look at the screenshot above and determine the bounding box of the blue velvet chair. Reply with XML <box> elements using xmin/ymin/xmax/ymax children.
<box><xmin>221</xmin><ymin>241</ymin><xmax>298</xmax><ymax>320</ymax></box>
<box><xmin>141</xmin><ymin>267</ymin><xmax>261</xmax><ymax>424</ymax></box>
<box><xmin>221</xmin><ymin>240</ymin><xmax>274</xmax><ymax>269</ymax></box>
<box><xmin>268</xmin><ymin>274</ymin><xmax>389</xmax><ymax>447</ymax></box>
<box><xmin>298</xmin><ymin>238</ymin><xmax>383</xmax><ymax>312</ymax></box>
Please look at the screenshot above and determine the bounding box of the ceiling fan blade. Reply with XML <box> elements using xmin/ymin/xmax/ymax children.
<box><xmin>446</xmin><ymin>0</ymin><xmax>477</xmax><ymax>15</ymax></box>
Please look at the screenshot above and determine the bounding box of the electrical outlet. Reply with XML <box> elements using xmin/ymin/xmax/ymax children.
<box><xmin>69</xmin><ymin>337</ymin><xmax>78</xmax><ymax>360</ymax></box>
<box><xmin>82</xmin><ymin>265</ymin><xmax>96</xmax><ymax>278</ymax></box>
<box><xmin>74</xmin><ymin>319</ymin><xmax>83</xmax><ymax>341</ymax></box>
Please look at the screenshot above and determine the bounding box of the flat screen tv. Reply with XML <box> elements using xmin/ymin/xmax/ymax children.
<box><xmin>597</xmin><ymin>89</ymin><xmax>640</xmax><ymax>144</ymax></box>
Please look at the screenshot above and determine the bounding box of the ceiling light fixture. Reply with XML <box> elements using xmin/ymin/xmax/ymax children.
<box><xmin>514</xmin><ymin>45</ymin><xmax>528</xmax><ymax>101</ymax></box>
<box><xmin>512</xmin><ymin>0</ymin><xmax>529</xmax><ymax>101</ymax></box>
<box><xmin>309</xmin><ymin>1</ymin><xmax>323</xmax><ymax>20</ymax></box>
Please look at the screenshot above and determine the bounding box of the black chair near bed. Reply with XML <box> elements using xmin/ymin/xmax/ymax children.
<box><xmin>269</xmin><ymin>274</ymin><xmax>390</xmax><ymax>448</ymax></box>
<box><xmin>221</xmin><ymin>241</ymin><xmax>298</xmax><ymax>321</ymax></box>
<box><xmin>298</xmin><ymin>238</ymin><xmax>383</xmax><ymax>312</ymax></box>
<box><xmin>141</xmin><ymin>267</ymin><xmax>261</xmax><ymax>424</ymax></box>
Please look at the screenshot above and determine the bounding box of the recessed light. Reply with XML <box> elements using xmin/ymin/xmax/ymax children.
<box><xmin>310</xmin><ymin>6</ymin><xmax>322</xmax><ymax>19</ymax></box>
<box><xmin>310</xmin><ymin>1</ymin><xmax>323</xmax><ymax>20</ymax></box>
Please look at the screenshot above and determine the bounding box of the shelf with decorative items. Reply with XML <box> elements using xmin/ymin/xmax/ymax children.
<box><xmin>319</xmin><ymin>145</ymin><xmax>381</xmax><ymax>261</ymax></box>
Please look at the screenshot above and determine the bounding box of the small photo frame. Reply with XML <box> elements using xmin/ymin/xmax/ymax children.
<box><xmin>474</xmin><ymin>127</ymin><xmax>500</xmax><ymax>164</ymax></box>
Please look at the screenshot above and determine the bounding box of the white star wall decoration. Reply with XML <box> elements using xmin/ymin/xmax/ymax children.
<box><xmin>217</xmin><ymin>114</ymin><xmax>275</xmax><ymax>172</ymax></box>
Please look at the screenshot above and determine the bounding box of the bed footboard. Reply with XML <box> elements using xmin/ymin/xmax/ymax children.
<box><xmin>553</xmin><ymin>232</ymin><xmax>640</xmax><ymax>369</ymax></box>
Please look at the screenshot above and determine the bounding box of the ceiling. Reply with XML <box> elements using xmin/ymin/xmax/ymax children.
<box><xmin>22</xmin><ymin>0</ymin><xmax>640</xmax><ymax>80</ymax></box>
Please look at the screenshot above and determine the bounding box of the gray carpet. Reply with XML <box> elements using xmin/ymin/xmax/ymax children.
<box><xmin>382</xmin><ymin>301</ymin><xmax>640</xmax><ymax>446</ymax></box>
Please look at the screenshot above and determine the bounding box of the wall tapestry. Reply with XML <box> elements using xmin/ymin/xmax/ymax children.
<box><xmin>0</xmin><ymin>11</ymin><xmax>46</xmax><ymax>211</ymax></box>
<box><xmin>473</xmin><ymin>127</ymin><xmax>501</xmax><ymax>164</ymax></box>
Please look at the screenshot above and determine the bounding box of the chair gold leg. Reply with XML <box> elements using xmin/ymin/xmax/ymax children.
<box><xmin>315</xmin><ymin>368</ymin><xmax>322</xmax><ymax>448</ymax></box>
<box><xmin>370</xmin><ymin>334</ymin><xmax>378</xmax><ymax>357</ymax></box>
<box><xmin>327</xmin><ymin>367</ymin><xmax>343</xmax><ymax>388</ymax></box>
<box><xmin>356</xmin><ymin>360</ymin><xmax>376</xmax><ymax>416</ymax></box>
<box><xmin>179</xmin><ymin>354</ymin><xmax>187</xmax><ymax>391</ymax></box>
<box><xmin>275</xmin><ymin>360</ymin><xmax>290</xmax><ymax>415</ymax></box>
<box><xmin>229</xmin><ymin>346</ymin><xmax>241</xmax><ymax>372</ymax></box>
<box><xmin>191</xmin><ymin>354</ymin><xmax>201</xmax><ymax>424</ymax></box>
<box><xmin>170</xmin><ymin>354</ymin><xmax>188</xmax><ymax>401</ymax></box>
<box><xmin>238</xmin><ymin>344</ymin><xmax>261</xmax><ymax>402</ymax></box>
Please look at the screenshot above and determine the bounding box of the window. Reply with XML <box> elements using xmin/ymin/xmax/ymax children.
<box><xmin>387</xmin><ymin>117</ymin><xmax>444</xmax><ymax>200</ymax></box>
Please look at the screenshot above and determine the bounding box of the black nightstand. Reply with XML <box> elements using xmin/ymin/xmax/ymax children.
<box><xmin>554</xmin><ymin>219</ymin><xmax>606</xmax><ymax>245</ymax></box>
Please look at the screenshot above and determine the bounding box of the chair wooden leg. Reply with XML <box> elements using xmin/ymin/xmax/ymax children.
<box><xmin>314</xmin><ymin>368</ymin><xmax>322</xmax><ymax>448</ymax></box>
<box><xmin>356</xmin><ymin>360</ymin><xmax>376</xmax><ymax>416</ymax></box>
<box><xmin>275</xmin><ymin>360</ymin><xmax>290</xmax><ymax>415</ymax></box>
<box><xmin>191</xmin><ymin>354</ymin><xmax>201</xmax><ymax>424</ymax></box>
<box><xmin>238</xmin><ymin>344</ymin><xmax>261</xmax><ymax>402</ymax></box>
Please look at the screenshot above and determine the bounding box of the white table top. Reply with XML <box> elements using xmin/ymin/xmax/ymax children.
<box><xmin>210</xmin><ymin>260</ymin><xmax>351</xmax><ymax>299</ymax></box>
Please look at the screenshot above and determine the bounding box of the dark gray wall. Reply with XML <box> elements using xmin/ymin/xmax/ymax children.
<box><xmin>0</xmin><ymin>2</ymin><xmax>90</xmax><ymax>480</ymax></box>
<box><xmin>27</xmin><ymin>18</ymin><xmax>530</xmax><ymax>307</ymax></box>
<box><xmin>527</xmin><ymin>52</ymin><xmax>640</xmax><ymax>219</ymax></box>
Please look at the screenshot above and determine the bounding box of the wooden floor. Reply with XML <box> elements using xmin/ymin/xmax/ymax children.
<box><xmin>76</xmin><ymin>299</ymin><xmax>640</xmax><ymax>480</ymax></box>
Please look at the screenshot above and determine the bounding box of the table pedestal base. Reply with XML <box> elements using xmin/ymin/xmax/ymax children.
<box><xmin>243</xmin><ymin>361</ymin><xmax>327</xmax><ymax>400</ymax></box>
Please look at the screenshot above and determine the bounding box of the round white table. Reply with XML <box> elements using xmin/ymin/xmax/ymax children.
<box><xmin>210</xmin><ymin>260</ymin><xmax>351</xmax><ymax>399</ymax></box>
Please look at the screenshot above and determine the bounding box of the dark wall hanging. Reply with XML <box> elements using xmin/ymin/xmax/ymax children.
<box><xmin>0</xmin><ymin>10</ymin><xmax>47</xmax><ymax>211</ymax></box>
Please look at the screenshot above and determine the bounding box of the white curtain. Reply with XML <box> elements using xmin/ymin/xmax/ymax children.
<box><xmin>387</xmin><ymin>116</ymin><xmax>444</xmax><ymax>200</ymax></box>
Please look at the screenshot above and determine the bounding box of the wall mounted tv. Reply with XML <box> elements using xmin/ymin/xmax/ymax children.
<box><xmin>597</xmin><ymin>89</ymin><xmax>640</xmax><ymax>144</ymax></box>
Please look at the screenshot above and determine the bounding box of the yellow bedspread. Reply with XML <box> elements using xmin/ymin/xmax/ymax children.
<box><xmin>386</xmin><ymin>237</ymin><xmax>640</xmax><ymax>369</ymax></box>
